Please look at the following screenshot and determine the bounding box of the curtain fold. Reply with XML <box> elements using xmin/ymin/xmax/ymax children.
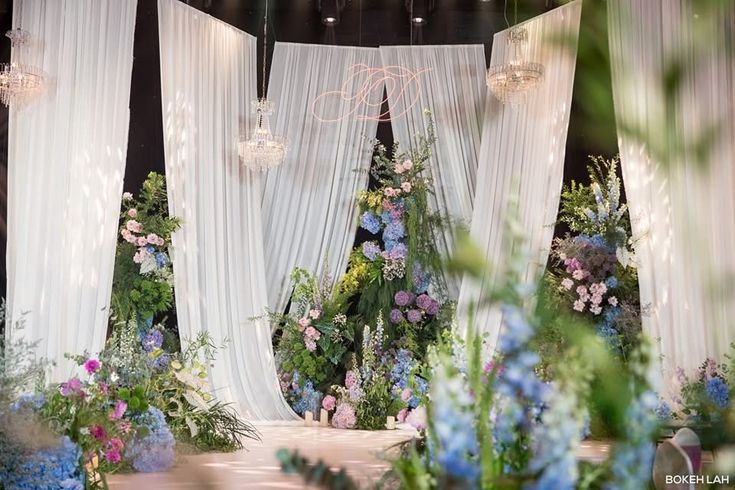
<box><xmin>379</xmin><ymin>45</ymin><xmax>487</xmax><ymax>297</ymax></box>
<box><xmin>262</xmin><ymin>43</ymin><xmax>382</xmax><ymax>314</ymax></box>
<box><xmin>608</xmin><ymin>0</ymin><xmax>735</xmax><ymax>382</ymax></box>
<box><xmin>6</xmin><ymin>0</ymin><xmax>138</xmax><ymax>381</ymax></box>
<box><xmin>158</xmin><ymin>0</ymin><xmax>297</xmax><ymax>421</ymax></box>
<box><xmin>456</xmin><ymin>1</ymin><xmax>582</xmax><ymax>348</ymax></box>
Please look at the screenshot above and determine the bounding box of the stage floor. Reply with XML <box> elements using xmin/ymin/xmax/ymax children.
<box><xmin>107</xmin><ymin>426</ymin><xmax>615</xmax><ymax>489</ymax></box>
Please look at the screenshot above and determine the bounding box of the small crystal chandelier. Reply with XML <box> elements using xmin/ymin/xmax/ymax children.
<box><xmin>486</xmin><ymin>0</ymin><xmax>544</xmax><ymax>106</ymax></box>
<box><xmin>0</xmin><ymin>27</ymin><xmax>44</xmax><ymax>107</ymax></box>
<box><xmin>238</xmin><ymin>0</ymin><xmax>287</xmax><ymax>171</ymax></box>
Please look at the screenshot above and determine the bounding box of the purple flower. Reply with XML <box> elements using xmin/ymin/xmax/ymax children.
<box><xmin>407</xmin><ymin>309</ymin><xmax>423</xmax><ymax>323</ymax></box>
<box><xmin>389</xmin><ymin>308</ymin><xmax>404</xmax><ymax>324</ymax></box>
<box><xmin>415</xmin><ymin>294</ymin><xmax>432</xmax><ymax>310</ymax></box>
<box><xmin>142</xmin><ymin>330</ymin><xmax>164</xmax><ymax>352</ymax></box>
<box><xmin>394</xmin><ymin>290</ymin><xmax>412</xmax><ymax>307</ymax></box>
<box><xmin>426</xmin><ymin>299</ymin><xmax>440</xmax><ymax>316</ymax></box>
<box><xmin>362</xmin><ymin>241</ymin><xmax>381</xmax><ymax>261</ymax></box>
<box><xmin>60</xmin><ymin>378</ymin><xmax>83</xmax><ymax>397</ymax></box>
<box><xmin>83</xmin><ymin>359</ymin><xmax>101</xmax><ymax>375</ymax></box>
<box><xmin>384</xmin><ymin>242</ymin><xmax>407</xmax><ymax>259</ymax></box>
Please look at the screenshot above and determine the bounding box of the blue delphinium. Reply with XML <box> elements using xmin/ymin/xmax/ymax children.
<box><xmin>705</xmin><ymin>377</ymin><xmax>729</xmax><ymax>409</ymax></box>
<box><xmin>430</xmin><ymin>360</ymin><xmax>480</xmax><ymax>484</ymax></box>
<box><xmin>0</xmin><ymin>436</ymin><xmax>84</xmax><ymax>490</ymax></box>
<box><xmin>389</xmin><ymin>349</ymin><xmax>426</xmax><ymax>408</ymax></box>
<box><xmin>359</xmin><ymin>211</ymin><xmax>381</xmax><ymax>234</ymax></box>
<box><xmin>654</xmin><ymin>399</ymin><xmax>672</xmax><ymax>421</ymax></box>
<box><xmin>383</xmin><ymin>221</ymin><xmax>405</xmax><ymax>242</ymax></box>
<box><xmin>126</xmin><ymin>406</ymin><xmax>176</xmax><ymax>473</ymax></box>
<box><xmin>606</xmin><ymin>391</ymin><xmax>658</xmax><ymax>490</ymax></box>
<box><xmin>290</xmin><ymin>379</ymin><xmax>322</xmax><ymax>416</ymax></box>
<box><xmin>526</xmin><ymin>388</ymin><xmax>585</xmax><ymax>490</ymax></box>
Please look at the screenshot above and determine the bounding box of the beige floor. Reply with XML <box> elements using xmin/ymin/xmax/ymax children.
<box><xmin>108</xmin><ymin>426</ymin><xmax>616</xmax><ymax>489</ymax></box>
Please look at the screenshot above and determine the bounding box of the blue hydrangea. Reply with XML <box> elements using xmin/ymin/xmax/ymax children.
<box><xmin>290</xmin><ymin>379</ymin><xmax>322</xmax><ymax>416</ymax></box>
<box><xmin>654</xmin><ymin>399</ymin><xmax>672</xmax><ymax>421</ymax></box>
<box><xmin>384</xmin><ymin>240</ymin><xmax>400</xmax><ymax>252</ymax></box>
<box><xmin>359</xmin><ymin>211</ymin><xmax>381</xmax><ymax>234</ymax></box>
<box><xmin>125</xmin><ymin>406</ymin><xmax>175</xmax><ymax>473</ymax></box>
<box><xmin>150</xmin><ymin>353</ymin><xmax>171</xmax><ymax>371</ymax></box>
<box><xmin>605</xmin><ymin>276</ymin><xmax>619</xmax><ymax>289</ymax></box>
<box><xmin>705</xmin><ymin>377</ymin><xmax>729</xmax><ymax>409</ymax></box>
<box><xmin>10</xmin><ymin>392</ymin><xmax>45</xmax><ymax>412</ymax></box>
<box><xmin>382</xmin><ymin>221</ymin><xmax>405</xmax><ymax>242</ymax></box>
<box><xmin>362</xmin><ymin>241</ymin><xmax>381</xmax><ymax>261</ymax></box>
<box><xmin>155</xmin><ymin>252</ymin><xmax>168</xmax><ymax>268</ymax></box>
<box><xmin>0</xmin><ymin>436</ymin><xmax>84</xmax><ymax>490</ymax></box>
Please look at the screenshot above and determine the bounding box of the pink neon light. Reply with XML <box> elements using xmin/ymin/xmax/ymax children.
<box><xmin>311</xmin><ymin>64</ymin><xmax>430</xmax><ymax>123</ymax></box>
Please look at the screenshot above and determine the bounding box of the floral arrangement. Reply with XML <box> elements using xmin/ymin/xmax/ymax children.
<box><xmin>541</xmin><ymin>156</ymin><xmax>642</xmax><ymax>361</ymax></box>
<box><xmin>125</xmin><ymin>406</ymin><xmax>175</xmax><ymax>473</ymax></box>
<box><xmin>273</xmin><ymin>119</ymin><xmax>451</xmax><ymax>424</ymax></box>
<box><xmin>111</xmin><ymin>172</ymin><xmax>181</xmax><ymax>324</ymax></box>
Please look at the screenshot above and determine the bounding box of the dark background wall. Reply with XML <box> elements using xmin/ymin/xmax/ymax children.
<box><xmin>0</xmin><ymin>0</ymin><xmax>618</xmax><ymax>300</ymax></box>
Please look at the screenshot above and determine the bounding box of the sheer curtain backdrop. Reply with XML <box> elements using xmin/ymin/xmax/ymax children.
<box><xmin>608</xmin><ymin>0</ymin><xmax>735</xmax><ymax>384</ymax></box>
<box><xmin>6</xmin><ymin>0</ymin><xmax>137</xmax><ymax>381</ymax></box>
<box><xmin>158</xmin><ymin>0</ymin><xmax>297</xmax><ymax>421</ymax></box>
<box><xmin>262</xmin><ymin>43</ymin><xmax>383</xmax><ymax>314</ymax></box>
<box><xmin>379</xmin><ymin>45</ymin><xmax>487</xmax><ymax>296</ymax></box>
<box><xmin>456</xmin><ymin>0</ymin><xmax>582</xmax><ymax>348</ymax></box>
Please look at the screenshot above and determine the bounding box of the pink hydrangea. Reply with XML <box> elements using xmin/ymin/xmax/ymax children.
<box><xmin>401</xmin><ymin>182</ymin><xmax>412</xmax><ymax>193</ymax></box>
<box><xmin>322</xmin><ymin>395</ymin><xmax>336</xmax><ymax>411</ymax></box>
<box><xmin>402</xmin><ymin>159</ymin><xmax>413</xmax><ymax>170</ymax></box>
<box><xmin>590</xmin><ymin>294</ymin><xmax>603</xmax><ymax>305</ymax></box>
<box><xmin>572</xmin><ymin>269</ymin><xmax>587</xmax><ymax>280</ymax></box>
<box><xmin>608</xmin><ymin>296</ymin><xmax>618</xmax><ymax>306</ymax></box>
<box><xmin>590</xmin><ymin>305</ymin><xmax>602</xmax><ymax>315</ymax></box>
<box><xmin>133</xmin><ymin>248</ymin><xmax>149</xmax><ymax>264</ymax></box>
<box><xmin>401</xmin><ymin>388</ymin><xmax>411</xmax><ymax>402</ymax></box>
<box><xmin>331</xmin><ymin>403</ymin><xmax>357</xmax><ymax>429</ymax></box>
<box><xmin>397</xmin><ymin>408</ymin><xmax>408</xmax><ymax>423</ymax></box>
<box><xmin>146</xmin><ymin>233</ymin><xmax>160</xmax><ymax>245</ymax></box>
<box><xmin>309</xmin><ymin>309</ymin><xmax>321</xmax><ymax>320</ymax></box>
<box><xmin>394</xmin><ymin>163</ymin><xmax>405</xmax><ymax>174</ymax></box>
<box><xmin>83</xmin><ymin>358</ymin><xmax>101</xmax><ymax>374</ymax></box>
<box><xmin>127</xmin><ymin>208</ymin><xmax>138</xmax><ymax>218</ymax></box>
<box><xmin>304</xmin><ymin>338</ymin><xmax>317</xmax><ymax>352</ymax></box>
<box><xmin>560</xmin><ymin>278</ymin><xmax>574</xmax><ymax>290</ymax></box>
<box><xmin>406</xmin><ymin>406</ymin><xmax>427</xmax><ymax>431</ymax></box>
<box><xmin>297</xmin><ymin>317</ymin><xmax>310</xmax><ymax>332</ymax></box>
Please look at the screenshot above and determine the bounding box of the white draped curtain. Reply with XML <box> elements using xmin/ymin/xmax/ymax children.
<box><xmin>158</xmin><ymin>0</ymin><xmax>297</xmax><ymax>421</ymax></box>
<box><xmin>379</xmin><ymin>45</ymin><xmax>487</xmax><ymax>296</ymax></box>
<box><xmin>608</xmin><ymin>0</ymin><xmax>735</xmax><ymax>381</ymax></box>
<box><xmin>262</xmin><ymin>43</ymin><xmax>383</xmax><ymax>314</ymax></box>
<box><xmin>6</xmin><ymin>0</ymin><xmax>137</xmax><ymax>381</ymax></box>
<box><xmin>456</xmin><ymin>1</ymin><xmax>583</xmax><ymax>347</ymax></box>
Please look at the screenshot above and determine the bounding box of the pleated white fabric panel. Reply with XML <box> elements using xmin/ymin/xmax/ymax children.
<box><xmin>158</xmin><ymin>0</ymin><xmax>297</xmax><ymax>421</ymax></box>
<box><xmin>262</xmin><ymin>43</ymin><xmax>382</xmax><ymax>314</ymax></box>
<box><xmin>608</xmin><ymin>0</ymin><xmax>735</xmax><ymax>381</ymax></box>
<box><xmin>6</xmin><ymin>0</ymin><xmax>137</xmax><ymax>381</ymax></box>
<box><xmin>379</xmin><ymin>45</ymin><xmax>487</xmax><ymax>297</ymax></box>
<box><xmin>456</xmin><ymin>1</ymin><xmax>582</xmax><ymax>347</ymax></box>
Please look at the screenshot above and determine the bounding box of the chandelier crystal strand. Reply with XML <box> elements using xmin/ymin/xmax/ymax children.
<box><xmin>238</xmin><ymin>0</ymin><xmax>287</xmax><ymax>171</ymax></box>
<box><xmin>0</xmin><ymin>23</ymin><xmax>45</xmax><ymax>107</ymax></box>
<box><xmin>486</xmin><ymin>26</ymin><xmax>544</xmax><ymax>106</ymax></box>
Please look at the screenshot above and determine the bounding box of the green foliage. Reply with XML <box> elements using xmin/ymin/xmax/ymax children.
<box><xmin>111</xmin><ymin>172</ymin><xmax>181</xmax><ymax>322</ymax></box>
<box><xmin>277</xmin><ymin>448</ymin><xmax>358</xmax><ymax>490</ymax></box>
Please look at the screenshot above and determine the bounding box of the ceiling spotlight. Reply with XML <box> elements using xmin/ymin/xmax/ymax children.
<box><xmin>405</xmin><ymin>0</ymin><xmax>435</xmax><ymax>26</ymax></box>
<box><xmin>318</xmin><ymin>0</ymin><xmax>345</xmax><ymax>26</ymax></box>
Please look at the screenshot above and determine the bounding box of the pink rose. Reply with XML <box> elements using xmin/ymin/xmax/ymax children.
<box><xmin>402</xmin><ymin>159</ymin><xmax>413</xmax><ymax>170</ymax></box>
<box><xmin>304</xmin><ymin>326</ymin><xmax>321</xmax><ymax>340</ymax></box>
<box><xmin>156</xmin><ymin>236</ymin><xmax>165</xmax><ymax>246</ymax></box>
<box><xmin>297</xmin><ymin>317</ymin><xmax>310</xmax><ymax>332</ymax></box>
<box><xmin>133</xmin><ymin>249</ymin><xmax>149</xmax><ymax>264</ymax></box>
<box><xmin>309</xmin><ymin>309</ymin><xmax>321</xmax><ymax>320</ymax></box>
<box><xmin>109</xmin><ymin>437</ymin><xmax>124</xmax><ymax>450</ymax></box>
<box><xmin>572</xmin><ymin>269</ymin><xmax>587</xmax><ymax>280</ymax></box>
<box><xmin>406</xmin><ymin>406</ymin><xmax>427</xmax><ymax>431</ymax></box>
<box><xmin>560</xmin><ymin>278</ymin><xmax>574</xmax><ymax>290</ymax></box>
<box><xmin>322</xmin><ymin>394</ymin><xmax>336</xmax><ymax>411</ymax></box>
<box><xmin>136</xmin><ymin>237</ymin><xmax>148</xmax><ymax>247</ymax></box>
<box><xmin>83</xmin><ymin>358</ymin><xmax>101</xmax><ymax>375</ymax></box>
<box><xmin>126</xmin><ymin>220</ymin><xmax>143</xmax><ymax>233</ymax></box>
<box><xmin>590</xmin><ymin>305</ymin><xmax>602</xmax><ymax>315</ymax></box>
<box><xmin>146</xmin><ymin>233</ymin><xmax>160</xmax><ymax>244</ymax></box>
<box><xmin>304</xmin><ymin>338</ymin><xmax>317</xmax><ymax>352</ymax></box>
<box><xmin>608</xmin><ymin>296</ymin><xmax>618</xmax><ymax>306</ymax></box>
<box><xmin>91</xmin><ymin>425</ymin><xmax>107</xmax><ymax>441</ymax></box>
<box><xmin>394</xmin><ymin>163</ymin><xmax>405</xmax><ymax>174</ymax></box>
<box><xmin>104</xmin><ymin>448</ymin><xmax>121</xmax><ymax>464</ymax></box>
<box><xmin>573</xmin><ymin>300</ymin><xmax>585</xmax><ymax>312</ymax></box>
<box><xmin>127</xmin><ymin>208</ymin><xmax>138</xmax><ymax>218</ymax></box>
<box><xmin>401</xmin><ymin>182</ymin><xmax>412</xmax><ymax>193</ymax></box>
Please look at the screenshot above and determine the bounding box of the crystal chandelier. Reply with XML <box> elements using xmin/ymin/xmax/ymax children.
<box><xmin>238</xmin><ymin>99</ymin><xmax>286</xmax><ymax>171</ymax></box>
<box><xmin>486</xmin><ymin>26</ymin><xmax>544</xmax><ymax>106</ymax></box>
<box><xmin>239</xmin><ymin>0</ymin><xmax>287</xmax><ymax>171</ymax></box>
<box><xmin>0</xmin><ymin>28</ymin><xmax>44</xmax><ymax>107</ymax></box>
